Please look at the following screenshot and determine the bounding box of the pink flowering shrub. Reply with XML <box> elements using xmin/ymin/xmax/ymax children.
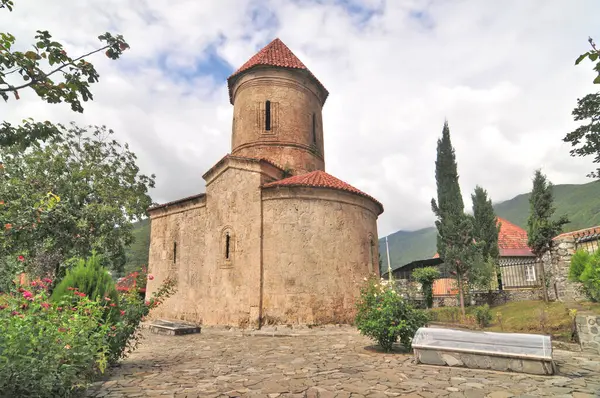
<box><xmin>107</xmin><ymin>269</ymin><xmax>176</xmax><ymax>364</ymax></box>
<box><xmin>0</xmin><ymin>280</ymin><xmax>111</xmax><ymax>397</ymax></box>
<box><xmin>355</xmin><ymin>276</ymin><xmax>428</xmax><ymax>352</ymax></box>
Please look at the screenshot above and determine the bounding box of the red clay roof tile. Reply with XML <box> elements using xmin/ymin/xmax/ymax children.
<box><xmin>554</xmin><ymin>225</ymin><xmax>600</xmax><ymax>241</ymax></box>
<box><xmin>263</xmin><ymin>170</ymin><xmax>383</xmax><ymax>212</ymax></box>
<box><xmin>496</xmin><ymin>217</ymin><xmax>533</xmax><ymax>256</ymax></box>
<box><xmin>227</xmin><ymin>38</ymin><xmax>328</xmax><ymax>104</ymax></box>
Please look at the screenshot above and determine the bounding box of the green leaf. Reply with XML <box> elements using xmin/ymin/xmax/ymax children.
<box><xmin>590</xmin><ymin>52</ymin><xmax>599</xmax><ymax>62</ymax></box>
<box><xmin>594</xmin><ymin>74</ymin><xmax>600</xmax><ymax>84</ymax></box>
<box><xmin>575</xmin><ymin>53</ymin><xmax>589</xmax><ymax>65</ymax></box>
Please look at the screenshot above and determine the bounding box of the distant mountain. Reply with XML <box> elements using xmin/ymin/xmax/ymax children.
<box><xmin>379</xmin><ymin>181</ymin><xmax>600</xmax><ymax>273</ymax></box>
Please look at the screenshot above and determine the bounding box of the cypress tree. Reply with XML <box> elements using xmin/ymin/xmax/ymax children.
<box><xmin>527</xmin><ymin>170</ymin><xmax>569</xmax><ymax>301</ymax></box>
<box><xmin>431</xmin><ymin>121</ymin><xmax>476</xmax><ymax>316</ymax></box>
<box><xmin>471</xmin><ymin>186</ymin><xmax>501</xmax><ymax>289</ymax></box>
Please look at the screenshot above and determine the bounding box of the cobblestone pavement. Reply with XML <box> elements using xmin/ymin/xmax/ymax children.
<box><xmin>86</xmin><ymin>326</ymin><xmax>600</xmax><ymax>398</ymax></box>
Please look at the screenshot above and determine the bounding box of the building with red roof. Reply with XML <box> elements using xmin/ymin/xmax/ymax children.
<box><xmin>146</xmin><ymin>39</ymin><xmax>383</xmax><ymax>328</ymax></box>
<box><xmin>392</xmin><ymin>217</ymin><xmax>538</xmax><ymax>295</ymax></box>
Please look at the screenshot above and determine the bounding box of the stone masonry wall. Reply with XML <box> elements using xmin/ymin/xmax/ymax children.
<box><xmin>145</xmin><ymin>197</ymin><xmax>207</xmax><ymax>322</ymax></box>
<box><xmin>147</xmin><ymin>158</ymin><xmax>274</xmax><ymax>327</ymax></box>
<box><xmin>544</xmin><ymin>235</ymin><xmax>586</xmax><ymax>302</ymax></box>
<box><xmin>230</xmin><ymin>68</ymin><xmax>325</xmax><ymax>175</ymax></box>
<box><xmin>261</xmin><ymin>186</ymin><xmax>380</xmax><ymax>324</ymax></box>
<box><xmin>575</xmin><ymin>314</ymin><xmax>600</xmax><ymax>355</ymax></box>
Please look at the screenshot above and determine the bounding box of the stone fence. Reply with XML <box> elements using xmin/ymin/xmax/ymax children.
<box><xmin>575</xmin><ymin>313</ymin><xmax>600</xmax><ymax>355</ymax></box>
<box><xmin>543</xmin><ymin>227</ymin><xmax>600</xmax><ymax>302</ymax></box>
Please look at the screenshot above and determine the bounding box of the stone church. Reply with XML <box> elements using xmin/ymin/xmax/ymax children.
<box><xmin>146</xmin><ymin>39</ymin><xmax>383</xmax><ymax>328</ymax></box>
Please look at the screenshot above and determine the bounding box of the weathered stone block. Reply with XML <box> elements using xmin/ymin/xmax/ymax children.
<box><xmin>415</xmin><ymin>349</ymin><xmax>446</xmax><ymax>366</ymax></box>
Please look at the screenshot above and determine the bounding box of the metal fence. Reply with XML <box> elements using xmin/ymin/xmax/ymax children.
<box><xmin>573</xmin><ymin>228</ymin><xmax>600</xmax><ymax>253</ymax></box>
<box><xmin>498</xmin><ymin>258</ymin><xmax>541</xmax><ymax>289</ymax></box>
<box><xmin>392</xmin><ymin>258</ymin><xmax>542</xmax><ymax>296</ymax></box>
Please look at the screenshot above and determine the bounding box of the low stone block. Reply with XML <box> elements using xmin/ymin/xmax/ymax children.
<box><xmin>415</xmin><ymin>348</ymin><xmax>445</xmax><ymax>366</ymax></box>
<box><xmin>149</xmin><ymin>319</ymin><xmax>201</xmax><ymax>336</ymax></box>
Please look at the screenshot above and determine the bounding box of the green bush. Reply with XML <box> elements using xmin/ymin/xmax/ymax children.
<box><xmin>569</xmin><ymin>249</ymin><xmax>600</xmax><ymax>302</ymax></box>
<box><xmin>355</xmin><ymin>277</ymin><xmax>428</xmax><ymax>352</ymax></box>
<box><xmin>412</xmin><ymin>267</ymin><xmax>440</xmax><ymax>309</ymax></box>
<box><xmin>473</xmin><ymin>304</ymin><xmax>493</xmax><ymax>328</ymax></box>
<box><xmin>0</xmin><ymin>255</ymin><xmax>24</xmax><ymax>293</ymax></box>
<box><xmin>0</xmin><ymin>279</ymin><xmax>111</xmax><ymax>397</ymax></box>
<box><xmin>51</xmin><ymin>252</ymin><xmax>120</xmax><ymax>321</ymax></box>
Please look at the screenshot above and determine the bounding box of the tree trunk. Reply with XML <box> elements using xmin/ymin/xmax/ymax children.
<box><xmin>457</xmin><ymin>273</ymin><xmax>466</xmax><ymax>318</ymax></box>
<box><xmin>539</xmin><ymin>255</ymin><xmax>549</xmax><ymax>303</ymax></box>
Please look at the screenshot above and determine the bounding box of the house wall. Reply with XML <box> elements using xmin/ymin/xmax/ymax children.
<box><xmin>261</xmin><ymin>186</ymin><xmax>380</xmax><ymax>324</ymax></box>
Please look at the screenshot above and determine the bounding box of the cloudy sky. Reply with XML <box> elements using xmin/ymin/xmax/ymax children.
<box><xmin>2</xmin><ymin>0</ymin><xmax>599</xmax><ymax>237</ymax></box>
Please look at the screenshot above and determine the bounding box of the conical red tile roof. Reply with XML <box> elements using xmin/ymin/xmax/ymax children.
<box><xmin>227</xmin><ymin>38</ymin><xmax>328</xmax><ymax>103</ymax></box>
<box><xmin>263</xmin><ymin>170</ymin><xmax>382</xmax><ymax>213</ymax></box>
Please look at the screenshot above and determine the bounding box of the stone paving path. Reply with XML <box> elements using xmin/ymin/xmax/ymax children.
<box><xmin>86</xmin><ymin>326</ymin><xmax>600</xmax><ymax>398</ymax></box>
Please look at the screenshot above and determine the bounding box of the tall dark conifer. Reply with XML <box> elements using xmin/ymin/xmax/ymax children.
<box><xmin>431</xmin><ymin>121</ymin><xmax>475</xmax><ymax>316</ymax></box>
<box><xmin>527</xmin><ymin>170</ymin><xmax>569</xmax><ymax>301</ymax></box>
<box><xmin>472</xmin><ymin>186</ymin><xmax>501</xmax><ymax>289</ymax></box>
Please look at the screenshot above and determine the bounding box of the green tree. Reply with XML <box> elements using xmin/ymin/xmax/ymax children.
<box><xmin>431</xmin><ymin>121</ymin><xmax>477</xmax><ymax>316</ymax></box>
<box><xmin>575</xmin><ymin>37</ymin><xmax>600</xmax><ymax>84</ymax></box>
<box><xmin>569</xmin><ymin>249</ymin><xmax>600</xmax><ymax>302</ymax></box>
<box><xmin>412</xmin><ymin>267</ymin><xmax>440</xmax><ymax>309</ymax></box>
<box><xmin>1</xmin><ymin>0</ymin><xmax>129</xmax><ymax>147</ymax></box>
<box><xmin>0</xmin><ymin>123</ymin><xmax>155</xmax><ymax>277</ymax></box>
<box><xmin>471</xmin><ymin>185</ymin><xmax>501</xmax><ymax>289</ymax></box>
<box><xmin>527</xmin><ymin>170</ymin><xmax>569</xmax><ymax>301</ymax></box>
<box><xmin>563</xmin><ymin>92</ymin><xmax>600</xmax><ymax>178</ymax></box>
<box><xmin>565</xmin><ymin>37</ymin><xmax>600</xmax><ymax>178</ymax></box>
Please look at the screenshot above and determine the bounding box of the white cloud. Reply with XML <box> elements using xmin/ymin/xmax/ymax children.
<box><xmin>1</xmin><ymin>0</ymin><xmax>599</xmax><ymax>237</ymax></box>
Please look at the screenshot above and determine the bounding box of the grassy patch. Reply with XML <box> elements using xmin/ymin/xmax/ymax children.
<box><xmin>428</xmin><ymin>300</ymin><xmax>577</xmax><ymax>342</ymax></box>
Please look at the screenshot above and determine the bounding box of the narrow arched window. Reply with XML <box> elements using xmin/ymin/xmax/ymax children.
<box><xmin>173</xmin><ymin>241</ymin><xmax>177</xmax><ymax>264</ymax></box>
<box><xmin>312</xmin><ymin>113</ymin><xmax>317</xmax><ymax>145</ymax></box>
<box><xmin>368</xmin><ymin>238</ymin><xmax>374</xmax><ymax>273</ymax></box>
<box><xmin>265</xmin><ymin>100</ymin><xmax>271</xmax><ymax>131</ymax></box>
<box><xmin>225</xmin><ymin>232</ymin><xmax>231</xmax><ymax>260</ymax></box>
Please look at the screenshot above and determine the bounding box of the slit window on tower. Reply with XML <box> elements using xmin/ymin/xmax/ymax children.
<box><xmin>173</xmin><ymin>242</ymin><xmax>177</xmax><ymax>264</ymax></box>
<box><xmin>225</xmin><ymin>232</ymin><xmax>231</xmax><ymax>260</ymax></box>
<box><xmin>265</xmin><ymin>100</ymin><xmax>271</xmax><ymax>131</ymax></box>
<box><xmin>312</xmin><ymin>113</ymin><xmax>317</xmax><ymax>145</ymax></box>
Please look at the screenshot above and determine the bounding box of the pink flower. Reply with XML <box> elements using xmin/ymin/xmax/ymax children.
<box><xmin>120</xmin><ymin>310</ymin><xmax>126</xmax><ymax>316</ymax></box>
<box><xmin>0</xmin><ymin>305</ymin><xmax>6</xmax><ymax>310</ymax></box>
<box><xmin>17</xmin><ymin>255</ymin><xmax>25</xmax><ymax>262</ymax></box>
<box><xmin>104</xmin><ymin>296</ymin><xmax>111</xmax><ymax>301</ymax></box>
<box><xmin>11</xmin><ymin>311</ymin><xmax>20</xmax><ymax>316</ymax></box>
<box><xmin>148</xmin><ymin>274</ymin><xmax>154</xmax><ymax>280</ymax></box>
<box><xmin>42</xmin><ymin>278</ymin><xmax>52</xmax><ymax>284</ymax></box>
<box><xmin>41</xmin><ymin>302</ymin><xmax>50</xmax><ymax>309</ymax></box>
<box><xmin>30</xmin><ymin>281</ymin><xmax>37</xmax><ymax>287</ymax></box>
<box><xmin>109</xmin><ymin>303</ymin><xmax>116</xmax><ymax>307</ymax></box>
<box><xmin>22</xmin><ymin>290</ymin><xmax>33</xmax><ymax>300</ymax></box>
